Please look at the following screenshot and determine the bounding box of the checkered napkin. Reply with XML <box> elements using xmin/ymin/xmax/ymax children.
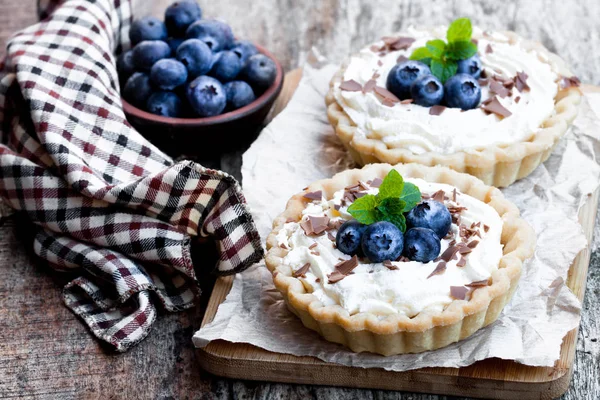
<box><xmin>0</xmin><ymin>0</ymin><xmax>263</xmax><ymax>351</ymax></box>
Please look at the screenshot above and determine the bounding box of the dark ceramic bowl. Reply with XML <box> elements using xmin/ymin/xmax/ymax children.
<box><xmin>122</xmin><ymin>44</ymin><xmax>284</xmax><ymax>157</ymax></box>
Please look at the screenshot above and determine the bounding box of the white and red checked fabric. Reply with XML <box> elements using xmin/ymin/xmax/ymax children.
<box><xmin>0</xmin><ymin>0</ymin><xmax>263</xmax><ymax>351</ymax></box>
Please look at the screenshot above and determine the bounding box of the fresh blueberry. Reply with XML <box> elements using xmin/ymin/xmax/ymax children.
<box><xmin>186</xmin><ymin>19</ymin><xmax>234</xmax><ymax>52</ymax></box>
<box><xmin>335</xmin><ymin>220</ymin><xmax>367</xmax><ymax>256</ymax></box>
<box><xmin>410</xmin><ymin>75</ymin><xmax>444</xmax><ymax>107</ymax></box>
<box><xmin>230</xmin><ymin>40</ymin><xmax>258</xmax><ymax>63</ymax></box>
<box><xmin>241</xmin><ymin>54</ymin><xmax>277</xmax><ymax>93</ymax></box>
<box><xmin>164</xmin><ymin>0</ymin><xmax>202</xmax><ymax>36</ymax></box>
<box><xmin>403</xmin><ymin>227</ymin><xmax>441</xmax><ymax>263</ymax></box>
<box><xmin>146</xmin><ymin>91</ymin><xmax>183</xmax><ymax>117</ymax></box>
<box><xmin>167</xmin><ymin>37</ymin><xmax>185</xmax><ymax>55</ymax></box>
<box><xmin>361</xmin><ymin>221</ymin><xmax>404</xmax><ymax>263</ymax></box>
<box><xmin>116</xmin><ymin>50</ymin><xmax>135</xmax><ymax>84</ymax></box>
<box><xmin>132</xmin><ymin>40</ymin><xmax>171</xmax><ymax>71</ymax></box>
<box><xmin>406</xmin><ymin>200</ymin><xmax>452</xmax><ymax>239</ymax></box>
<box><xmin>444</xmin><ymin>73</ymin><xmax>482</xmax><ymax>110</ymax></box>
<box><xmin>129</xmin><ymin>17</ymin><xmax>168</xmax><ymax>45</ymax></box>
<box><xmin>209</xmin><ymin>51</ymin><xmax>243</xmax><ymax>82</ymax></box>
<box><xmin>386</xmin><ymin>60</ymin><xmax>431</xmax><ymax>100</ymax></box>
<box><xmin>123</xmin><ymin>72</ymin><xmax>153</xmax><ymax>108</ymax></box>
<box><xmin>224</xmin><ymin>81</ymin><xmax>256</xmax><ymax>110</ymax></box>
<box><xmin>186</xmin><ymin>75</ymin><xmax>227</xmax><ymax>117</ymax></box>
<box><xmin>457</xmin><ymin>54</ymin><xmax>482</xmax><ymax>79</ymax></box>
<box><xmin>176</xmin><ymin>39</ymin><xmax>213</xmax><ymax>78</ymax></box>
<box><xmin>150</xmin><ymin>59</ymin><xmax>188</xmax><ymax>90</ymax></box>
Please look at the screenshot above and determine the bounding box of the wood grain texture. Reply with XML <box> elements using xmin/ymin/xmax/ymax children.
<box><xmin>0</xmin><ymin>0</ymin><xmax>598</xmax><ymax>399</ymax></box>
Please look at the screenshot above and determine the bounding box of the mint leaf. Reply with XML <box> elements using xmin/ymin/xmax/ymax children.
<box><xmin>445</xmin><ymin>40</ymin><xmax>477</xmax><ymax>61</ymax></box>
<box><xmin>426</xmin><ymin>39</ymin><xmax>446</xmax><ymax>58</ymax></box>
<box><xmin>410</xmin><ymin>47</ymin><xmax>433</xmax><ymax>64</ymax></box>
<box><xmin>431</xmin><ymin>58</ymin><xmax>458</xmax><ymax>83</ymax></box>
<box><xmin>379</xmin><ymin>213</ymin><xmax>407</xmax><ymax>232</ymax></box>
<box><xmin>377</xmin><ymin>197</ymin><xmax>406</xmax><ymax>215</ymax></box>
<box><xmin>447</xmin><ymin>18</ymin><xmax>472</xmax><ymax>43</ymax></box>
<box><xmin>399</xmin><ymin>182</ymin><xmax>421</xmax><ymax>211</ymax></box>
<box><xmin>378</xmin><ymin>169</ymin><xmax>404</xmax><ymax>199</ymax></box>
<box><xmin>347</xmin><ymin>194</ymin><xmax>378</xmax><ymax>224</ymax></box>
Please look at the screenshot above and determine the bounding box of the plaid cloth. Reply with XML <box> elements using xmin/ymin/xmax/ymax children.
<box><xmin>0</xmin><ymin>0</ymin><xmax>263</xmax><ymax>351</ymax></box>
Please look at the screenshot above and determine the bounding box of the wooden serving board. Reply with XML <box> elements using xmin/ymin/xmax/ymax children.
<box><xmin>196</xmin><ymin>74</ymin><xmax>599</xmax><ymax>400</ymax></box>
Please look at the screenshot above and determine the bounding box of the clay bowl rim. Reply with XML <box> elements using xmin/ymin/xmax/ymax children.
<box><xmin>121</xmin><ymin>43</ymin><xmax>284</xmax><ymax>127</ymax></box>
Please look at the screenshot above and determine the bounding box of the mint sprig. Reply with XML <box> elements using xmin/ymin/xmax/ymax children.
<box><xmin>347</xmin><ymin>170</ymin><xmax>421</xmax><ymax>232</ymax></box>
<box><xmin>409</xmin><ymin>18</ymin><xmax>478</xmax><ymax>83</ymax></box>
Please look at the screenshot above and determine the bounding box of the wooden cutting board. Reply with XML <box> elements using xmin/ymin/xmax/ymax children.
<box><xmin>196</xmin><ymin>73</ymin><xmax>599</xmax><ymax>400</ymax></box>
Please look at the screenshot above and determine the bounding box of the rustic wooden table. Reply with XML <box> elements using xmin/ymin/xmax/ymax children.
<box><xmin>0</xmin><ymin>1</ymin><xmax>598</xmax><ymax>399</ymax></box>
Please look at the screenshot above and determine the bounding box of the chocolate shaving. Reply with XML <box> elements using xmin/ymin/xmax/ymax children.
<box><xmin>345</xmin><ymin>183</ymin><xmax>361</xmax><ymax>191</ymax></box>
<box><xmin>396</xmin><ymin>54</ymin><xmax>409</xmax><ymax>64</ymax></box>
<box><xmin>334</xmin><ymin>204</ymin><xmax>341</xmax><ymax>211</ymax></box>
<box><xmin>309</xmin><ymin>242</ymin><xmax>318</xmax><ymax>249</ymax></box>
<box><xmin>340</xmin><ymin>79</ymin><xmax>363</xmax><ymax>92</ymax></box>
<box><xmin>279</xmin><ymin>243</ymin><xmax>288</xmax><ymax>249</ymax></box>
<box><xmin>303</xmin><ymin>190</ymin><xmax>322</xmax><ymax>201</ymax></box>
<box><xmin>377</xmin><ymin>60</ymin><xmax>383</xmax><ymax>67</ymax></box>
<box><xmin>489</xmin><ymin>80</ymin><xmax>510</xmax><ymax>98</ymax></box>
<box><xmin>466</xmin><ymin>279</ymin><xmax>491</xmax><ymax>288</ymax></box>
<box><xmin>382</xmin><ymin>36</ymin><xmax>416</xmax><ymax>51</ymax></box>
<box><xmin>382</xmin><ymin>260</ymin><xmax>398</xmax><ymax>270</ymax></box>
<box><xmin>438</xmin><ymin>244</ymin><xmax>461</xmax><ymax>262</ymax></box>
<box><xmin>327</xmin><ymin>270</ymin><xmax>346</xmax><ymax>284</ymax></box>
<box><xmin>301</xmin><ymin>215</ymin><xmax>330</xmax><ymax>236</ymax></box>
<box><xmin>372</xmin><ymin>72</ymin><xmax>381</xmax><ymax>79</ymax></box>
<box><xmin>456</xmin><ymin>257</ymin><xmax>467</xmax><ymax>267</ymax></box>
<box><xmin>328</xmin><ymin>219</ymin><xmax>344</xmax><ymax>230</ymax></box>
<box><xmin>315</xmin><ymin>278</ymin><xmax>321</xmax><ymax>283</ymax></box>
<box><xmin>481</xmin><ymin>96</ymin><xmax>512</xmax><ymax>118</ymax></box>
<box><xmin>471</xmin><ymin>38</ymin><xmax>479</xmax><ymax>46</ymax></box>
<box><xmin>354</xmin><ymin>192</ymin><xmax>367</xmax><ymax>199</ymax></box>
<box><xmin>358</xmin><ymin>181</ymin><xmax>370</xmax><ymax>191</ymax></box>
<box><xmin>429</xmin><ymin>105</ymin><xmax>446</xmax><ymax>116</ymax></box>
<box><xmin>370</xmin><ymin>178</ymin><xmax>383</xmax><ymax>188</ymax></box>
<box><xmin>293</xmin><ymin>263</ymin><xmax>311</xmax><ymax>278</ymax></box>
<box><xmin>562</xmin><ymin>76</ymin><xmax>581</xmax><ymax>88</ymax></box>
<box><xmin>327</xmin><ymin>231</ymin><xmax>336</xmax><ymax>242</ymax></box>
<box><xmin>311</xmin><ymin>251</ymin><xmax>320</xmax><ymax>256</ymax></box>
<box><xmin>363</xmin><ymin>79</ymin><xmax>377</xmax><ymax>93</ymax></box>
<box><xmin>401</xmin><ymin>98</ymin><xmax>414</xmax><ymax>104</ymax></box>
<box><xmin>432</xmin><ymin>190</ymin><xmax>446</xmax><ymax>203</ymax></box>
<box><xmin>450</xmin><ymin>286</ymin><xmax>469</xmax><ymax>300</ymax></box>
<box><xmin>514</xmin><ymin>71</ymin><xmax>530</xmax><ymax>92</ymax></box>
<box><xmin>483</xmin><ymin>224</ymin><xmax>490</xmax><ymax>233</ymax></box>
<box><xmin>374</xmin><ymin>86</ymin><xmax>401</xmax><ymax>104</ymax></box>
<box><xmin>480</xmin><ymin>69</ymin><xmax>487</xmax><ymax>79</ymax></box>
<box><xmin>457</xmin><ymin>243</ymin><xmax>472</xmax><ymax>255</ymax></box>
<box><xmin>327</xmin><ymin>255</ymin><xmax>359</xmax><ymax>283</ymax></box>
<box><xmin>452</xmin><ymin>188</ymin><xmax>458</xmax><ymax>202</ymax></box>
<box><xmin>485</xmin><ymin>44</ymin><xmax>493</xmax><ymax>54</ymax></box>
<box><xmin>514</xmin><ymin>96</ymin><xmax>521</xmax><ymax>104</ymax></box>
<box><xmin>382</xmin><ymin>99</ymin><xmax>395</xmax><ymax>107</ymax></box>
<box><xmin>396</xmin><ymin>255</ymin><xmax>410</xmax><ymax>262</ymax></box>
<box><xmin>427</xmin><ymin>261</ymin><xmax>447</xmax><ymax>279</ymax></box>
<box><xmin>467</xmin><ymin>240</ymin><xmax>479</xmax><ymax>249</ymax></box>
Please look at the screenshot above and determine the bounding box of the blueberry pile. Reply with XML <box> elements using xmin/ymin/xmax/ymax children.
<box><xmin>117</xmin><ymin>1</ymin><xmax>277</xmax><ymax>118</ymax></box>
<box><xmin>386</xmin><ymin>56</ymin><xmax>482</xmax><ymax>110</ymax></box>
<box><xmin>336</xmin><ymin>199</ymin><xmax>452</xmax><ymax>263</ymax></box>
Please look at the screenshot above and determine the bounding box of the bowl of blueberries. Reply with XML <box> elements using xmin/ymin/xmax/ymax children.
<box><xmin>117</xmin><ymin>1</ymin><xmax>284</xmax><ymax>156</ymax></box>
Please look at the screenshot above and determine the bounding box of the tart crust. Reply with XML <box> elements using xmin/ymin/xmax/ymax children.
<box><xmin>326</xmin><ymin>31</ymin><xmax>582</xmax><ymax>188</ymax></box>
<box><xmin>265</xmin><ymin>164</ymin><xmax>535</xmax><ymax>355</ymax></box>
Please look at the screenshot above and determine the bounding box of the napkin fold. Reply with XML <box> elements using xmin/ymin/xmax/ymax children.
<box><xmin>0</xmin><ymin>0</ymin><xmax>263</xmax><ymax>351</ymax></box>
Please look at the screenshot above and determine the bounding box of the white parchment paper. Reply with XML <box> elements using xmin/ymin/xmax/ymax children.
<box><xmin>193</xmin><ymin>63</ymin><xmax>600</xmax><ymax>370</ymax></box>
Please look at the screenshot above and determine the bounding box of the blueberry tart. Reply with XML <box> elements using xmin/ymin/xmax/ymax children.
<box><xmin>326</xmin><ymin>19</ymin><xmax>582</xmax><ymax>187</ymax></box>
<box><xmin>265</xmin><ymin>164</ymin><xmax>535</xmax><ymax>355</ymax></box>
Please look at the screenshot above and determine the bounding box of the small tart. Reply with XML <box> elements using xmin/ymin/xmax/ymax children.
<box><xmin>265</xmin><ymin>164</ymin><xmax>535</xmax><ymax>355</ymax></box>
<box><xmin>326</xmin><ymin>28</ymin><xmax>582</xmax><ymax>187</ymax></box>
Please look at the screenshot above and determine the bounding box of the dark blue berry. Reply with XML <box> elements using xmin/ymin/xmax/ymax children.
<box><xmin>406</xmin><ymin>200</ymin><xmax>452</xmax><ymax>239</ymax></box>
<box><xmin>403</xmin><ymin>228</ymin><xmax>441</xmax><ymax>263</ymax></box>
<box><xmin>167</xmin><ymin>37</ymin><xmax>185</xmax><ymax>55</ymax></box>
<box><xmin>123</xmin><ymin>72</ymin><xmax>153</xmax><ymax>108</ymax></box>
<box><xmin>209</xmin><ymin>51</ymin><xmax>242</xmax><ymax>82</ymax></box>
<box><xmin>150</xmin><ymin>59</ymin><xmax>188</xmax><ymax>90</ymax></box>
<box><xmin>176</xmin><ymin>38</ymin><xmax>213</xmax><ymax>78</ymax></box>
<box><xmin>386</xmin><ymin>60</ymin><xmax>431</xmax><ymax>100</ymax></box>
<box><xmin>457</xmin><ymin>54</ymin><xmax>482</xmax><ymax>79</ymax></box>
<box><xmin>335</xmin><ymin>220</ymin><xmax>367</xmax><ymax>256</ymax></box>
<box><xmin>186</xmin><ymin>75</ymin><xmax>227</xmax><ymax>117</ymax></box>
<box><xmin>116</xmin><ymin>50</ymin><xmax>135</xmax><ymax>84</ymax></box>
<box><xmin>224</xmin><ymin>81</ymin><xmax>256</xmax><ymax>110</ymax></box>
<box><xmin>444</xmin><ymin>73</ymin><xmax>482</xmax><ymax>110</ymax></box>
<box><xmin>146</xmin><ymin>91</ymin><xmax>183</xmax><ymax>117</ymax></box>
<box><xmin>230</xmin><ymin>40</ymin><xmax>258</xmax><ymax>63</ymax></box>
<box><xmin>241</xmin><ymin>54</ymin><xmax>277</xmax><ymax>93</ymax></box>
<box><xmin>361</xmin><ymin>221</ymin><xmax>404</xmax><ymax>263</ymax></box>
<box><xmin>186</xmin><ymin>19</ymin><xmax>234</xmax><ymax>52</ymax></box>
<box><xmin>131</xmin><ymin>40</ymin><xmax>171</xmax><ymax>71</ymax></box>
<box><xmin>129</xmin><ymin>17</ymin><xmax>167</xmax><ymax>45</ymax></box>
<box><xmin>410</xmin><ymin>75</ymin><xmax>444</xmax><ymax>107</ymax></box>
<box><xmin>164</xmin><ymin>0</ymin><xmax>202</xmax><ymax>36</ymax></box>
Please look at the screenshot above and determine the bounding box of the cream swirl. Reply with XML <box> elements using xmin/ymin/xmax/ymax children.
<box><xmin>277</xmin><ymin>179</ymin><xmax>504</xmax><ymax>317</ymax></box>
<box><xmin>332</xmin><ymin>26</ymin><xmax>561</xmax><ymax>155</ymax></box>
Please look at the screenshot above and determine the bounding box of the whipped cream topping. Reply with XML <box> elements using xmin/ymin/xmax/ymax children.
<box><xmin>277</xmin><ymin>178</ymin><xmax>504</xmax><ymax>318</ymax></box>
<box><xmin>333</xmin><ymin>26</ymin><xmax>561</xmax><ymax>155</ymax></box>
